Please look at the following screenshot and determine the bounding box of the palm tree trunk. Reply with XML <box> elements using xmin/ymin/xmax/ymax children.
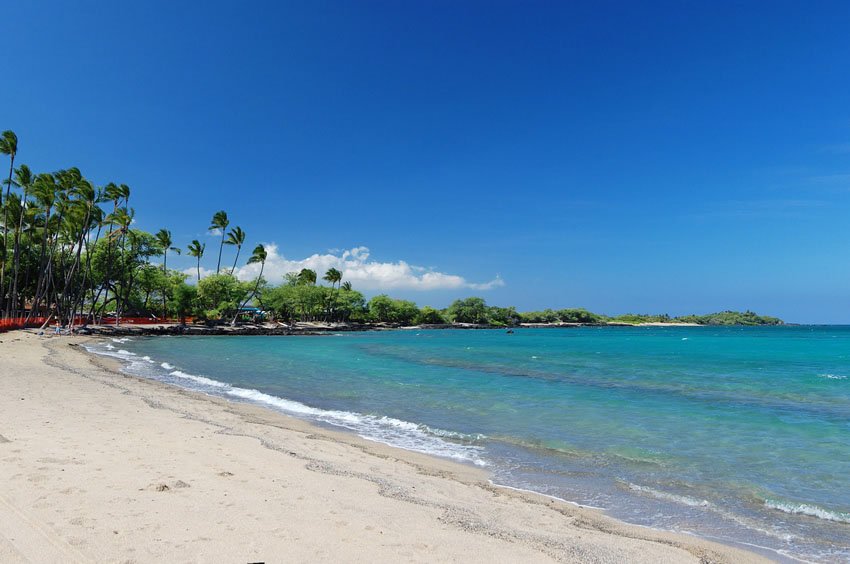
<box><xmin>97</xmin><ymin>203</ymin><xmax>118</xmax><ymax>323</ymax></box>
<box><xmin>9</xmin><ymin>183</ymin><xmax>30</xmax><ymax>319</ymax></box>
<box><xmin>1</xmin><ymin>153</ymin><xmax>16</xmax><ymax>315</ymax></box>
<box><xmin>27</xmin><ymin>207</ymin><xmax>57</xmax><ymax>322</ymax></box>
<box><xmin>115</xmin><ymin>229</ymin><xmax>128</xmax><ymax>324</ymax></box>
<box><xmin>216</xmin><ymin>233</ymin><xmax>224</xmax><ymax>274</ymax></box>
<box><xmin>162</xmin><ymin>252</ymin><xmax>168</xmax><ymax>320</ymax></box>
<box><xmin>58</xmin><ymin>208</ymin><xmax>92</xmax><ymax>323</ymax></box>
<box><xmin>231</xmin><ymin>262</ymin><xmax>264</xmax><ymax>326</ymax></box>
<box><xmin>229</xmin><ymin>245</ymin><xmax>241</xmax><ymax>276</ymax></box>
<box><xmin>84</xmin><ymin>222</ymin><xmax>103</xmax><ymax>323</ymax></box>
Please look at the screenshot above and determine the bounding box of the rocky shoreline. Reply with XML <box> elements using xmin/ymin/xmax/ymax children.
<box><xmin>72</xmin><ymin>320</ymin><xmax>708</xmax><ymax>336</ymax></box>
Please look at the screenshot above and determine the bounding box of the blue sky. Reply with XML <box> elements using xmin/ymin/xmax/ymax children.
<box><xmin>3</xmin><ymin>1</ymin><xmax>850</xmax><ymax>322</ymax></box>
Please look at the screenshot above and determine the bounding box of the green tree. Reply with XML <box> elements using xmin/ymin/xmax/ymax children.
<box><xmin>368</xmin><ymin>294</ymin><xmax>395</xmax><ymax>322</ymax></box>
<box><xmin>488</xmin><ymin>306</ymin><xmax>520</xmax><ymax>327</ymax></box>
<box><xmin>196</xmin><ymin>273</ymin><xmax>247</xmax><ymax>320</ymax></box>
<box><xmin>416</xmin><ymin>306</ymin><xmax>447</xmax><ymax>325</ymax></box>
<box><xmin>264</xmin><ymin>284</ymin><xmax>325</xmax><ymax>322</ymax></box>
<box><xmin>367</xmin><ymin>294</ymin><xmax>419</xmax><ymax>324</ymax></box>
<box><xmin>171</xmin><ymin>282</ymin><xmax>198</xmax><ymax>324</ymax></box>
<box><xmin>334</xmin><ymin>287</ymin><xmax>367</xmax><ymax>322</ymax></box>
<box><xmin>555</xmin><ymin>308</ymin><xmax>604</xmax><ymax>323</ymax></box>
<box><xmin>447</xmin><ymin>297</ymin><xmax>489</xmax><ymax>324</ymax></box>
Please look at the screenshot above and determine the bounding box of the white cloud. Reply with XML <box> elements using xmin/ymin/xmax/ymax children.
<box><xmin>181</xmin><ymin>265</ymin><xmax>216</xmax><ymax>280</ymax></box>
<box><xmin>228</xmin><ymin>244</ymin><xmax>504</xmax><ymax>291</ymax></box>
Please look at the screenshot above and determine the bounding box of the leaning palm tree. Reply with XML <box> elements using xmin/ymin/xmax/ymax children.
<box><xmin>209</xmin><ymin>210</ymin><xmax>229</xmax><ymax>274</ymax></box>
<box><xmin>224</xmin><ymin>226</ymin><xmax>246</xmax><ymax>275</ymax></box>
<box><xmin>0</xmin><ymin>131</ymin><xmax>17</xmax><ymax>208</ymax></box>
<box><xmin>232</xmin><ymin>244</ymin><xmax>266</xmax><ymax>325</ymax></box>
<box><xmin>322</xmin><ymin>267</ymin><xmax>343</xmax><ymax>321</ymax></box>
<box><xmin>187</xmin><ymin>239</ymin><xmax>205</xmax><ymax>282</ymax></box>
<box><xmin>95</xmin><ymin>183</ymin><xmax>130</xmax><ymax>322</ymax></box>
<box><xmin>0</xmin><ymin>130</ymin><xmax>19</xmax><ymax>312</ymax></box>
<box><xmin>297</xmin><ymin>268</ymin><xmax>317</xmax><ymax>286</ymax></box>
<box><xmin>57</xmin><ymin>177</ymin><xmax>98</xmax><ymax>325</ymax></box>
<box><xmin>323</xmin><ymin>267</ymin><xmax>342</xmax><ymax>289</ymax></box>
<box><xmin>106</xmin><ymin>205</ymin><xmax>134</xmax><ymax>323</ymax></box>
<box><xmin>155</xmin><ymin>229</ymin><xmax>180</xmax><ymax>318</ymax></box>
<box><xmin>25</xmin><ymin>172</ymin><xmax>58</xmax><ymax>322</ymax></box>
<box><xmin>7</xmin><ymin>164</ymin><xmax>33</xmax><ymax>318</ymax></box>
<box><xmin>29</xmin><ymin>171</ymin><xmax>77</xmax><ymax>324</ymax></box>
<box><xmin>155</xmin><ymin>229</ymin><xmax>180</xmax><ymax>273</ymax></box>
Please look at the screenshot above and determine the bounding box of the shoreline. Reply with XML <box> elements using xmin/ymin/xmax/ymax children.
<box><xmin>0</xmin><ymin>330</ymin><xmax>769</xmax><ymax>562</ymax></box>
<box><xmin>55</xmin><ymin>320</ymin><xmax>718</xmax><ymax>338</ymax></box>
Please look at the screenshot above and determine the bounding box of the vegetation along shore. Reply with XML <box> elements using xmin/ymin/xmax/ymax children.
<box><xmin>0</xmin><ymin>130</ymin><xmax>782</xmax><ymax>332</ymax></box>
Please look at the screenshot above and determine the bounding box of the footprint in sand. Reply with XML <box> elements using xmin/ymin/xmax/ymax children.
<box><xmin>152</xmin><ymin>480</ymin><xmax>191</xmax><ymax>492</ymax></box>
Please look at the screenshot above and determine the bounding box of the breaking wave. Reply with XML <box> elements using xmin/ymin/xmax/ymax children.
<box><xmin>84</xmin><ymin>340</ymin><xmax>487</xmax><ymax>467</ymax></box>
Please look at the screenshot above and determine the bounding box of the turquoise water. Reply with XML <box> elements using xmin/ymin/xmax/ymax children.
<box><xmin>90</xmin><ymin>326</ymin><xmax>850</xmax><ymax>561</ymax></box>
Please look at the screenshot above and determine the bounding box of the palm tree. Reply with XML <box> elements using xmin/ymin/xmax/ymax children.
<box><xmin>323</xmin><ymin>267</ymin><xmax>342</xmax><ymax>289</ymax></box>
<box><xmin>29</xmin><ymin>170</ymin><xmax>77</xmax><ymax>324</ymax></box>
<box><xmin>155</xmin><ymin>229</ymin><xmax>180</xmax><ymax>318</ymax></box>
<box><xmin>187</xmin><ymin>239</ymin><xmax>205</xmax><ymax>282</ymax></box>
<box><xmin>57</xmin><ymin>177</ymin><xmax>98</xmax><ymax>325</ymax></box>
<box><xmin>297</xmin><ymin>268</ymin><xmax>317</xmax><ymax>285</ymax></box>
<box><xmin>322</xmin><ymin>267</ymin><xmax>342</xmax><ymax>321</ymax></box>
<box><xmin>6</xmin><ymin>164</ymin><xmax>32</xmax><ymax>318</ymax></box>
<box><xmin>106</xmin><ymin>205</ymin><xmax>134</xmax><ymax>323</ymax></box>
<box><xmin>209</xmin><ymin>210</ymin><xmax>229</xmax><ymax>274</ymax></box>
<box><xmin>233</xmin><ymin>244</ymin><xmax>266</xmax><ymax>325</ymax></box>
<box><xmin>0</xmin><ymin>130</ymin><xmax>19</xmax><ymax>312</ymax></box>
<box><xmin>0</xmin><ymin>130</ymin><xmax>18</xmax><ymax>207</ymax></box>
<box><xmin>95</xmin><ymin>183</ymin><xmax>130</xmax><ymax>322</ymax></box>
<box><xmin>80</xmin><ymin>193</ymin><xmax>106</xmax><ymax>323</ymax></box>
<box><xmin>341</xmin><ymin>281</ymin><xmax>352</xmax><ymax>291</ymax></box>
<box><xmin>26</xmin><ymin>172</ymin><xmax>57</xmax><ymax>321</ymax></box>
<box><xmin>224</xmin><ymin>226</ymin><xmax>246</xmax><ymax>275</ymax></box>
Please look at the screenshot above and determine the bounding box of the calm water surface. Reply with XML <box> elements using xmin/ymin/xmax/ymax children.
<box><xmin>89</xmin><ymin>326</ymin><xmax>850</xmax><ymax>562</ymax></box>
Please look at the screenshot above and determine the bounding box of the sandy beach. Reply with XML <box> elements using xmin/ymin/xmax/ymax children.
<box><xmin>0</xmin><ymin>331</ymin><xmax>767</xmax><ymax>563</ymax></box>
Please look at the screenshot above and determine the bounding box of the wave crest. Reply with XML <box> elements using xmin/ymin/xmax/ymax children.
<box><xmin>84</xmin><ymin>342</ymin><xmax>487</xmax><ymax>467</ymax></box>
<box><xmin>764</xmin><ymin>500</ymin><xmax>850</xmax><ymax>523</ymax></box>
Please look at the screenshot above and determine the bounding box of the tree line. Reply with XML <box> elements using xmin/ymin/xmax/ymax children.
<box><xmin>0</xmin><ymin>129</ymin><xmax>783</xmax><ymax>328</ymax></box>
<box><xmin>0</xmin><ymin>129</ymin><xmax>269</xmax><ymax>326</ymax></box>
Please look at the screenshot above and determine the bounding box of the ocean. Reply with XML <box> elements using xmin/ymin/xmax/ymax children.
<box><xmin>87</xmin><ymin>326</ymin><xmax>850</xmax><ymax>562</ymax></box>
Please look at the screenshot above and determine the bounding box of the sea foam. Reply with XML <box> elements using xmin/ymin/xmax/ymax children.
<box><xmin>627</xmin><ymin>483</ymin><xmax>710</xmax><ymax>507</ymax></box>
<box><xmin>765</xmin><ymin>500</ymin><xmax>850</xmax><ymax>523</ymax></box>
<box><xmin>225</xmin><ymin>387</ymin><xmax>486</xmax><ymax>465</ymax></box>
<box><xmin>85</xmin><ymin>342</ymin><xmax>487</xmax><ymax>467</ymax></box>
<box><xmin>169</xmin><ymin>370</ymin><xmax>228</xmax><ymax>389</ymax></box>
<box><xmin>819</xmin><ymin>373</ymin><xmax>847</xmax><ymax>380</ymax></box>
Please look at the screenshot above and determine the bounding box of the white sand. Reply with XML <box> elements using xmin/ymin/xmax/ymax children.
<box><xmin>0</xmin><ymin>331</ymin><xmax>767</xmax><ymax>563</ymax></box>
